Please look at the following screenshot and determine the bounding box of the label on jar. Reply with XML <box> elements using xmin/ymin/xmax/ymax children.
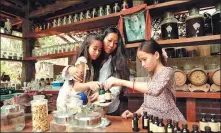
<box><xmin>132</xmin><ymin>120</ymin><xmax>134</xmax><ymax>128</ymax></box>
<box><xmin>149</xmin><ymin>123</ymin><xmax>153</xmax><ymax>131</ymax></box>
<box><xmin>200</xmin><ymin>121</ymin><xmax>208</xmax><ymax>131</ymax></box>
<box><xmin>144</xmin><ymin>119</ymin><xmax>148</xmax><ymax>127</ymax></box>
<box><xmin>167</xmin><ymin>128</ymin><xmax>172</xmax><ymax>133</ymax></box>
<box><xmin>99</xmin><ymin>94</ymin><xmax>105</xmax><ymax>103</ymax></box>
<box><xmin>219</xmin><ymin>122</ymin><xmax>221</xmax><ymax>132</ymax></box>
<box><xmin>105</xmin><ymin>92</ymin><xmax>111</xmax><ymax>100</ymax></box>
<box><xmin>152</xmin><ymin>124</ymin><xmax>156</xmax><ymax>132</ymax></box>
<box><xmin>158</xmin><ymin>127</ymin><xmax>165</xmax><ymax>132</ymax></box>
<box><xmin>209</xmin><ymin>122</ymin><xmax>219</xmax><ymax>132</ymax></box>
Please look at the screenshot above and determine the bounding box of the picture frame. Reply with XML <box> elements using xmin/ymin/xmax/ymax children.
<box><xmin>123</xmin><ymin>9</ymin><xmax>146</xmax><ymax>44</ymax></box>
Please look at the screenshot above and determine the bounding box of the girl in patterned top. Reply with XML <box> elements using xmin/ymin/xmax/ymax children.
<box><xmin>104</xmin><ymin>39</ymin><xmax>186</xmax><ymax>122</ymax></box>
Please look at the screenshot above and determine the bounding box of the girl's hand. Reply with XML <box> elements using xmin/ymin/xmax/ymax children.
<box><xmin>89</xmin><ymin>92</ymin><xmax>99</xmax><ymax>103</ymax></box>
<box><xmin>88</xmin><ymin>81</ymin><xmax>101</xmax><ymax>92</ymax></box>
<box><xmin>104</xmin><ymin>77</ymin><xmax>121</xmax><ymax>90</ymax></box>
<box><xmin>121</xmin><ymin>110</ymin><xmax>133</xmax><ymax>119</ymax></box>
<box><xmin>68</xmin><ymin>66</ymin><xmax>82</xmax><ymax>82</ymax></box>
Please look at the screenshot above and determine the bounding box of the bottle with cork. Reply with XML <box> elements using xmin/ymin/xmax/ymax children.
<box><xmin>166</xmin><ymin>119</ymin><xmax>173</xmax><ymax>133</ymax></box>
<box><xmin>132</xmin><ymin>113</ymin><xmax>139</xmax><ymax>132</ymax></box>
<box><xmin>142</xmin><ymin>111</ymin><xmax>148</xmax><ymax>130</ymax></box>
<box><xmin>200</xmin><ymin>113</ymin><xmax>208</xmax><ymax>133</ymax></box>
<box><xmin>208</xmin><ymin>114</ymin><xmax>219</xmax><ymax>133</ymax></box>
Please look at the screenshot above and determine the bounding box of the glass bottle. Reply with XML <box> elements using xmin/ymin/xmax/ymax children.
<box><xmin>85</xmin><ymin>10</ymin><xmax>91</xmax><ymax>19</ymax></box>
<box><xmin>113</xmin><ymin>3</ymin><xmax>120</xmax><ymax>13</ymax></box>
<box><xmin>105</xmin><ymin>89</ymin><xmax>112</xmax><ymax>102</ymax></box>
<box><xmin>149</xmin><ymin>115</ymin><xmax>154</xmax><ymax>133</ymax></box>
<box><xmin>73</xmin><ymin>13</ymin><xmax>79</xmax><ymax>22</ymax></box>
<box><xmin>99</xmin><ymin>87</ymin><xmax>105</xmax><ymax>103</ymax></box>
<box><xmin>79</xmin><ymin>12</ymin><xmax>85</xmax><ymax>21</ymax></box>
<box><xmin>92</xmin><ymin>8</ymin><xmax>98</xmax><ymax>18</ymax></box>
<box><xmin>174</xmin><ymin>121</ymin><xmax>181</xmax><ymax>133</ymax></box>
<box><xmin>132</xmin><ymin>113</ymin><xmax>139</xmax><ymax>132</ymax></box>
<box><xmin>204</xmin><ymin>126</ymin><xmax>212</xmax><ymax>133</ymax></box>
<box><xmin>181</xmin><ymin>123</ymin><xmax>190</xmax><ymax>133</ymax></box>
<box><xmin>200</xmin><ymin>113</ymin><xmax>208</xmax><ymax>133</ymax></box>
<box><xmin>98</xmin><ymin>6</ymin><xmax>104</xmax><ymax>17</ymax></box>
<box><xmin>208</xmin><ymin>114</ymin><xmax>219</xmax><ymax>133</ymax></box>
<box><xmin>166</xmin><ymin>119</ymin><xmax>173</xmax><ymax>133</ymax></box>
<box><xmin>105</xmin><ymin>5</ymin><xmax>112</xmax><ymax>15</ymax></box>
<box><xmin>142</xmin><ymin>111</ymin><xmax>148</xmax><ymax>130</ymax></box>
<box><xmin>158</xmin><ymin>118</ymin><xmax>165</xmax><ymax>132</ymax></box>
<box><xmin>191</xmin><ymin>125</ymin><xmax>200</xmax><ymax>133</ymax></box>
<box><xmin>153</xmin><ymin>116</ymin><xmax>159</xmax><ymax>133</ymax></box>
<box><xmin>31</xmin><ymin>95</ymin><xmax>49</xmax><ymax>132</ymax></box>
<box><xmin>160</xmin><ymin>12</ymin><xmax>179</xmax><ymax>40</ymax></box>
<box><xmin>186</xmin><ymin>7</ymin><xmax>205</xmax><ymax>37</ymax></box>
<box><xmin>212</xmin><ymin>2</ymin><xmax>221</xmax><ymax>35</ymax></box>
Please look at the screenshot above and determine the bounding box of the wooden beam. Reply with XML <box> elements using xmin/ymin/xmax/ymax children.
<box><xmin>0</xmin><ymin>0</ymin><xmax>23</xmax><ymax>10</ymax></box>
<box><xmin>29</xmin><ymin>0</ymin><xmax>84</xmax><ymax>18</ymax></box>
<box><xmin>186</xmin><ymin>98</ymin><xmax>196</xmax><ymax>122</ymax></box>
<box><xmin>0</xmin><ymin>5</ymin><xmax>25</xmax><ymax>18</ymax></box>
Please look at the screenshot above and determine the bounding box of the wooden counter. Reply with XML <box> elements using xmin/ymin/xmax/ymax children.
<box><xmin>21</xmin><ymin>114</ymin><xmax>198</xmax><ymax>132</ymax></box>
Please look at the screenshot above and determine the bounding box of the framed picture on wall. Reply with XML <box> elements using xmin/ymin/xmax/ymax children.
<box><xmin>123</xmin><ymin>10</ymin><xmax>146</xmax><ymax>43</ymax></box>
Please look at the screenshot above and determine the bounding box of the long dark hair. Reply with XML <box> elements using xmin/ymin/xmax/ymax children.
<box><xmin>102</xmin><ymin>27</ymin><xmax>129</xmax><ymax>80</ymax></box>
<box><xmin>71</xmin><ymin>34</ymin><xmax>103</xmax><ymax>81</ymax></box>
<box><xmin>138</xmin><ymin>39</ymin><xmax>166</xmax><ymax>66</ymax></box>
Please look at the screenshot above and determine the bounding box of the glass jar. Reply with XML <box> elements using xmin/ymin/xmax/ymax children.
<box><xmin>66</xmin><ymin>95</ymin><xmax>83</xmax><ymax>114</ymax></box>
<box><xmin>1</xmin><ymin>104</ymin><xmax>25</xmax><ymax>132</ymax></box>
<box><xmin>98</xmin><ymin>6</ymin><xmax>104</xmax><ymax>17</ymax></box>
<box><xmin>31</xmin><ymin>95</ymin><xmax>49</xmax><ymax>132</ymax></box>
<box><xmin>50</xmin><ymin>111</ymin><xmax>75</xmax><ymax>132</ymax></box>
<box><xmin>92</xmin><ymin>8</ymin><xmax>98</xmax><ymax>18</ymax></box>
<box><xmin>186</xmin><ymin>7</ymin><xmax>205</xmax><ymax>37</ymax></box>
<box><xmin>212</xmin><ymin>2</ymin><xmax>221</xmax><ymax>35</ymax></box>
<box><xmin>160</xmin><ymin>12</ymin><xmax>179</xmax><ymax>40</ymax></box>
<box><xmin>105</xmin><ymin>5</ymin><xmax>112</xmax><ymax>15</ymax></box>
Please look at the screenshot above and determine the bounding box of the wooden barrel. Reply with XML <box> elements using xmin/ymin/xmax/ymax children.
<box><xmin>174</xmin><ymin>69</ymin><xmax>187</xmax><ymax>86</ymax></box>
<box><xmin>188</xmin><ymin>68</ymin><xmax>208</xmax><ymax>86</ymax></box>
<box><xmin>208</xmin><ymin>68</ymin><xmax>220</xmax><ymax>86</ymax></box>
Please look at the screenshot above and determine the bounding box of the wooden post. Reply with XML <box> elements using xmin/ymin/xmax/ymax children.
<box><xmin>21</xmin><ymin>1</ymin><xmax>36</xmax><ymax>82</ymax></box>
<box><xmin>186</xmin><ymin>98</ymin><xmax>196</xmax><ymax>122</ymax></box>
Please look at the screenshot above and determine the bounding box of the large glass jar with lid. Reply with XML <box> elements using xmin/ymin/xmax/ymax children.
<box><xmin>66</xmin><ymin>95</ymin><xmax>83</xmax><ymax>114</ymax></box>
<box><xmin>30</xmin><ymin>95</ymin><xmax>49</xmax><ymax>132</ymax></box>
<box><xmin>212</xmin><ymin>2</ymin><xmax>221</xmax><ymax>35</ymax></box>
<box><xmin>1</xmin><ymin>104</ymin><xmax>25</xmax><ymax>132</ymax></box>
<box><xmin>160</xmin><ymin>12</ymin><xmax>179</xmax><ymax>40</ymax></box>
<box><xmin>186</xmin><ymin>7</ymin><xmax>205</xmax><ymax>37</ymax></box>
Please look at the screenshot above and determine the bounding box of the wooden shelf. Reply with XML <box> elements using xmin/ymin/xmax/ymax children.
<box><xmin>148</xmin><ymin>0</ymin><xmax>191</xmax><ymax>9</ymax></box>
<box><xmin>0</xmin><ymin>58</ymin><xmax>23</xmax><ymax>62</ymax></box>
<box><xmin>24</xmin><ymin>51</ymin><xmax>77</xmax><ymax>60</ymax></box>
<box><xmin>125</xmin><ymin>35</ymin><xmax>221</xmax><ymax>48</ymax></box>
<box><xmin>24</xmin><ymin>13</ymin><xmax>121</xmax><ymax>38</ymax></box>
<box><xmin>0</xmin><ymin>33</ymin><xmax>23</xmax><ymax>41</ymax></box>
<box><xmin>126</xmin><ymin>91</ymin><xmax>221</xmax><ymax>99</ymax></box>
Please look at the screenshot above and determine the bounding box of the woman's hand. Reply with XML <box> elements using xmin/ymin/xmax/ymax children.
<box><xmin>68</xmin><ymin>66</ymin><xmax>82</xmax><ymax>82</ymax></box>
<box><xmin>121</xmin><ymin>110</ymin><xmax>133</xmax><ymax>119</ymax></box>
<box><xmin>89</xmin><ymin>92</ymin><xmax>99</xmax><ymax>103</ymax></box>
<box><xmin>104</xmin><ymin>77</ymin><xmax>121</xmax><ymax>90</ymax></box>
<box><xmin>88</xmin><ymin>81</ymin><xmax>101</xmax><ymax>92</ymax></box>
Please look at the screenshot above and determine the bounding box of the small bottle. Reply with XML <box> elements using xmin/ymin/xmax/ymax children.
<box><xmin>153</xmin><ymin>116</ymin><xmax>159</xmax><ymax>133</ymax></box>
<box><xmin>191</xmin><ymin>125</ymin><xmax>200</xmax><ymax>133</ymax></box>
<box><xmin>99</xmin><ymin>88</ymin><xmax>105</xmax><ymax>103</ymax></box>
<box><xmin>149</xmin><ymin>115</ymin><xmax>154</xmax><ymax>133</ymax></box>
<box><xmin>174</xmin><ymin>121</ymin><xmax>181</xmax><ymax>133</ymax></box>
<box><xmin>105</xmin><ymin>89</ymin><xmax>112</xmax><ymax>102</ymax></box>
<box><xmin>158</xmin><ymin>118</ymin><xmax>165</xmax><ymax>132</ymax></box>
<box><xmin>200</xmin><ymin>113</ymin><xmax>208</xmax><ymax>133</ymax></box>
<box><xmin>181</xmin><ymin>123</ymin><xmax>190</xmax><ymax>133</ymax></box>
<box><xmin>132</xmin><ymin>113</ymin><xmax>139</xmax><ymax>132</ymax></box>
<box><xmin>208</xmin><ymin>114</ymin><xmax>219</xmax><ymax>133</ymax></box>
<box><xmin>166</xmin><ymin>119</ymin><xmax>173</xmax><ymax>133</ymax></box>
<box><xmin>142</xmin><ymin>112</ymin><xmax>148</xmax><ymax>130</ymax></box>
<box><xmin>204</xmin><ymin>126</ymin><xmax>212</xmax><ymax>133</ymax></box>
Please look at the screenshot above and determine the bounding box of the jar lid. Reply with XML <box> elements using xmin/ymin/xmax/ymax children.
<box><xmin>75</xmin><ymin>112</ymin><xmax>101</xmax><ymax>121</ymax></box>
<box><xmin>33</xmin><ymin>95</ymin><xmax>45</xmax><ymax>100</ymax></box>
<box><xmin>1</xmin><ymin>104</ymin><xmax>21</xmax><ymax>113</ymax></box>
<box><xmin>53</xmin><ymin>111</ymin><xmax>74</xmax><ymax>124</ymax></box>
